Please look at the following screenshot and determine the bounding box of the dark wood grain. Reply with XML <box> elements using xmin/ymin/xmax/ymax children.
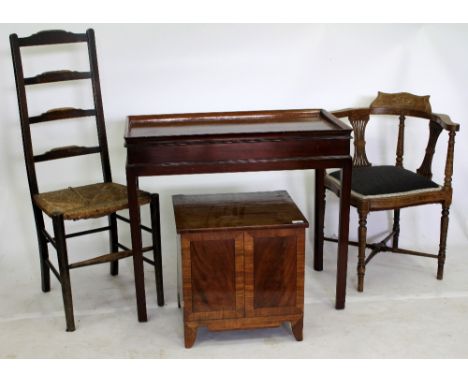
<box><xmin>87</xmin><ymin>28</ymin><xmax>113</xmax><ymax>184</ymax></box>
<box><xmin>252</xmin><ymin>235</ymin><xmax>297</xmax><ymax>309</ymax></box>
<box><xmin>52</xmin><ymin>213</ymin><xmax>75</xmax><ymax>331</ymax></box>
<box><xmin>417</xmin><ymin>121</ymin><xmax>443</xmax><ymax>179</ymax></box>
<box><xmin>33</xmin><ymin>145</ymin><xmax>100</xmax><ymax>162</ymax></box>
<box><xmin>313</xmin><ymin>169</ymin><xmax>325</xmax><ymax>271</ymax></box>
<box><xmin>348</xmin><ymin>112</ymin><xmax>371</xmax><ymax>167</ymax></box>
<box><xmin>395</xmin><ymin>115</ymin><xmax>405</xmax><ymax>167</ymax></box>
<box><xmin>24</xmin><ymin>70</ymin><xmax>92</xmax><ymax>85</ymax></box>
<box><xmin>126</xmin><ymin>110</ymin><xmax>351</xmax><ymax>179</ymax></box>
<box><xmin>335</xmin><ymin>161</ymin><xmax>351</xmax><ymax>308</ymax></box>
<box><xmin>190</xmin><ymin>239</ymin><xmax>237</xmax><ymax>313</ymax></box>
<box><xmin>244</xmin><ymin>228</ymin><xmax>305</xmax><ymax>317</ymax></box>
<box><xmin>181</xmin><ymin>231</ymin><xmax>245</xmax><ymax>324</ymax></box>
<box><xmin>128</xmin><ymin>108</ymin><xmax>350</xmax><ymax>129</ymax></box>
<box><xmin>28</xmin><ymin>107</ymin><xmax>95</xmax><ymax>124</ymax></box>
<box><xmin>291</xmin><ymin>317</ymin><xmax>303</xmax><ymax>341</ymax></box>
<box><xmin>17</xmin><ymin>30</ymin><xmax>87</xmax><ymax>46</ymax></box>
<box><xmin>150</xmin><ymin>194</ymin><xmax>165</xmax><ymax>307</ymax></box>
<box><xmin>173</xmin><ymin>191</ymin><xmax>308</xmax><ymax>233</ymax></box>
<box><xmin>175</xmin><ymin>192</ymin><xmax>308</xmax><ymax>347</ymax></box>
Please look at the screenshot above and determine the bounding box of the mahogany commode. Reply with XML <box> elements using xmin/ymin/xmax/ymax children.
<box><xmin>124</xmin><ymin>108</ymin><xmax>352</xmax><ymax>323</ymax></box>
<box><xmin>173</xmin><ymin>190</ymin><xmax>308</xmax><ymax>348</ymax></box>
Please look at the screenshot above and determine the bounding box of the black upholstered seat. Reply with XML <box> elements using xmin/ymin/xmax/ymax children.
<box><xmin>317</xmin><ymin>91</ymin><xmax>459</xmax><ymax>293</ymax></box>
<box><xmin>328</xmin><ymin>165</ymin><xmax>440</xmax><ymax>198</ymax></box>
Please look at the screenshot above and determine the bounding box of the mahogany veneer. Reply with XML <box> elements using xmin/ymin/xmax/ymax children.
<box><xmin>173</xmin><ymin>191</ymin><xmax>308</xmax><ymax>348</ymax></box>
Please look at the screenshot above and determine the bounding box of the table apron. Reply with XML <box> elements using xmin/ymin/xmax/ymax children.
<box><xmin>126</xmin><ymin>155</ymin><xmax>351</xmax><ymax>177</ymax></box>
<box><xmin>128</xmin><ymin>135</ymin><xmax>348</xmax><ymax>163</ymax></box>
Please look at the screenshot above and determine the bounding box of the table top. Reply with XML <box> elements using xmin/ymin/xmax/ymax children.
<box><xmin>125</xmin><ymin>108</ymin><xmax>351</xmax><ymax>143</ymax></box>
<box><xmin>172</xmin><ymin>190</ymin><xmax>309</xmax><ymax>233</ymax></box>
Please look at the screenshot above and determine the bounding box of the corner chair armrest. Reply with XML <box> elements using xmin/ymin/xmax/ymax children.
<box><xmin>331</xmin><ymin>108</ymin><xmax>355</xmax><ymax>119</ymax></box>
<box><xmin>432</xmin><ymin>113</ymin><xmax>460</xmax><ymax>132</ymax></box>
<box><xmin>332</xmin><ymin>108</ymin><xmax>371</xmax><ymax>121</ymax></box>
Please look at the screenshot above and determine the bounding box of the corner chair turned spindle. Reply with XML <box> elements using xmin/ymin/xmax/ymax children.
<box><xmin>319</xmin><ymin>91</ymin><xmax>459</xmax><ymax>292</ymax></box>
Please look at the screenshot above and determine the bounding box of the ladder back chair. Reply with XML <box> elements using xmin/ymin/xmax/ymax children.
<box><xmin>316</xmin><ymin>91</ymin><xmax>459</xmax><ymax>292</ymax></box>
<box><xmin>10</xmin><ymin>29</ymin><xmax>164</xmax><ymax>331</ymax></box>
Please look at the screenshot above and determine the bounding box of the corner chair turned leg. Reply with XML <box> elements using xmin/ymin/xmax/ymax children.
<box><xmin>357</xmin><ymin>208</ymin><xmax>369</xmax><ymax>292</ymax></box>
<box><xmin>437</xmin><ymin>205</ymin><xmax>450</xmax><ymax>280</ymax></box>
<box><xmin>52</xmin><ymin>213</ymin><xmax>76</xmax><ymax>332</ymax></box>
<box><xmin>150</xmin><ymin>194</ymin><xmax>165</xmax><ymax>306</ymax></box>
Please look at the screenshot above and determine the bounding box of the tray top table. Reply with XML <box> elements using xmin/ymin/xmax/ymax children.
<box><xmin>124</xmin><ymin>108</ymin><xmax>352</xmax><ymax>322</ymax></box>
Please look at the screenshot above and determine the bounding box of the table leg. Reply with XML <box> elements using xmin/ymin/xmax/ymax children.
<box><xmin>335</xmin><ymin>160</ymin><xmax>352</xmax><ymax>309</ymax></box>
<box><xmin>126</xmin><ymin>168</ymin><xmax>148</xmax><ymax>322</ymax></box>
<box><xmin>314</xmin><ymin>168</ymin><xmax>325</xmax><ymax>271</ymax></box>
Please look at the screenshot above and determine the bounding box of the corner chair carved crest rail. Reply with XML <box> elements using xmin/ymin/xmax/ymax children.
<box><xmin>317</xmin><ymin>91</ymin><xmax>459</xmax><ymax>292</ymax></box>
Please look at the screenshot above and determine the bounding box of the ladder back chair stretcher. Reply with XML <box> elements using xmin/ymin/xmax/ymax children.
<box><xmin>10</xmin><ymin>29</ymin><xmax>164</xmax><ymax>331</ymax></box>
<box><xmin>317</xmin><ymin>91</ymin><xmax>459</xmax><ymax>291</ymax></box>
